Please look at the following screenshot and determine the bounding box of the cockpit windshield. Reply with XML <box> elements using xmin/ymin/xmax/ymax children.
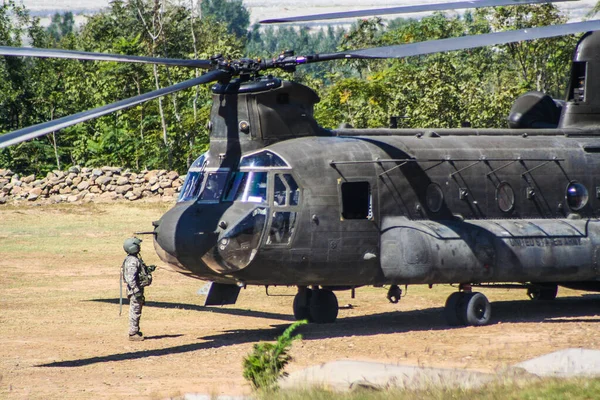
<box><xmin>198</xmin><ymin>171</ymin><xmax>229</xmax><ymax>202</ymax></box>
<box><xmin>179</xmin><ymin>170</ymin><xmax>205</xmax><ymax>202</ymax></box>
<box><xmin>224</xmin><ymin>171</ymin><xmax>268</xmax><ymax>203</ymax></box>
<box><xmin>178</xmin><ymin>153</ymin><xmax>207</xmax><ymax>202</ymax></box>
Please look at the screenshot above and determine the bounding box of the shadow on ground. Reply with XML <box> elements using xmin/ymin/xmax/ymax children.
<box><xmin>89</xmin><ymin>298</ymin><xmax>295</xmax><ymax>321</ymax></box>
<box><xmin>40</xmin><ymin>295</ymin><xmax>599</xmax><ymax>368</ymax></box>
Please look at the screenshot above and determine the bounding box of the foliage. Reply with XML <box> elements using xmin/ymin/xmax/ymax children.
<box><xmin>242</xmin><ymin>320</ymin><xmax>307</xmax><ymax>392</ymax></box>
<box><xmin>0</xmin><ymin>2</ymin><xmax>582</xmax><ymax>175</ymax></box>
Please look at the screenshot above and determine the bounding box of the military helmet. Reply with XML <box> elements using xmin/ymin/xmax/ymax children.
<box><xmin>123</xmin><ymin>237</ymin><xmax>142</xmax><ymax>255</ymax></box>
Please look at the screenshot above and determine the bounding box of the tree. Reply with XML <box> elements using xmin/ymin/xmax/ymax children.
<box><xmin>47</xmin><ymin>12</ymin><xmax>75</xmax><ymax>42</ymax></box>
<box><xmin>200</xmin><ymin>0</ymin><xmax>249</xmax><ymax>39</ymax></box>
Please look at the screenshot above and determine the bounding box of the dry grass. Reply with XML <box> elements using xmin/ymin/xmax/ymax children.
<box><xmin>1</xmin><ymin>202</ymin><xmax>600</xmax><ymax>399</ymax></box>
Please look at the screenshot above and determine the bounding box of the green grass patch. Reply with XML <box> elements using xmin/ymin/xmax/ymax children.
<box><xmin>268</xmin><ymin>377</ymin><xmax>600</xmax><ymax>400</ymax></box>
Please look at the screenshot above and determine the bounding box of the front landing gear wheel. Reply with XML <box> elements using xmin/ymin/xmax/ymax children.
<box><xmin>293</xmin><ymin>287</ymin><xmax>312</xmax><ymax>321</ymax></box>
<box><xmin>444</xmin><ymin>292</ymin><xmax>466</xmax><ymax>326</ymax></box>
<box><xmin>309</xmin><ymin>289</ymin><xmax>338</xmax><ymax>323</ymax></box>
<box><xmin>460</xmin><ymin>292</ymin><xmax>492</xmax><ymax>326</ymax></box>
<box><xmin>527</xmin><ymin>284</ymin><xmax>558</xmax><ymax>301</ymax></box>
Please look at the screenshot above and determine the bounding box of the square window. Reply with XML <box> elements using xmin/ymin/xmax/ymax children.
<box><xmin>341</xmin><ymin>181</ymin><xmax>371</xmax><ymax>220</ymax></box>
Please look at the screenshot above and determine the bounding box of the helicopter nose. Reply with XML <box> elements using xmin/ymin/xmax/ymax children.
<box><xmin>153</xmin><ymin>201</ymin><xmax>229</xmax><ymax>267</ymax></box>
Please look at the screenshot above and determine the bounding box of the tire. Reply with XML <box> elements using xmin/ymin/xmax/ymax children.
<box><xmin>293</xmin><ymin>289</ymin><xmax>312</xmax><ymax>321</ymax></box>
<box><xmin>309</xmin><ymin>289</ymin><xmax>338</xmax><ymax>324</ymax></box>
<box><xmin>461</xmin><ymin>292</ymin><xmax>492</xmax><ymax>326</ymax></box>
<box><xmin>527</xmin><ymin>284</ymin><xmax>558</xmax><ymax>301</ymax></box>
<box><xmin>444</xmin><ymin>292</ymin><xmax>466</xmax><ymax>326</ymax></box>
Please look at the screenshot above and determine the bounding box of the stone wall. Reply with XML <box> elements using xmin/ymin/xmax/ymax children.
<box><xmin>0</xmin><ymin>166</ymin><xmax>185</xmax><ymax>204</ymax></box>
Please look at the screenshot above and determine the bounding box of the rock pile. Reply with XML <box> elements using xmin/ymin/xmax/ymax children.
<box><xmin>0</xmin><ymin>166</ymin><xmax>185</xmax><ymax>204</ymax></box>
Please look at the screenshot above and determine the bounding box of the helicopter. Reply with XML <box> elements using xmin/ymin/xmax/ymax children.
<box><xmin>1</xmin><ymin>0</ymin><xmax>600</xmax><ymax>327</ymax></box>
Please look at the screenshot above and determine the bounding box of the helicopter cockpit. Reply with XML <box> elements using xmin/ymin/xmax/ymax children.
<box><xmin>177</xmin><ymin>149</ymin><xmax>301</xmax><ymax>273</ymax></box>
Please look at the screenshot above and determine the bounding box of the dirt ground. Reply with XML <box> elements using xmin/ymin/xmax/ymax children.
<box><xmin>1</xmin><ymin>202</ymin><xmax>600</xmax><ymax>399</ymax></box>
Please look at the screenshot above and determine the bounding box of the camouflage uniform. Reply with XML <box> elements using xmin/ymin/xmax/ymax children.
<box><xmin>122</xmin><ymin>254</ymin><xmax>153</xmax><ymax>337</ymax></box>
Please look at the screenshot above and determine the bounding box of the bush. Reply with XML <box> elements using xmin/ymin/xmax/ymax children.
<box><xmin>242</xmin><ymin>320</ymin><xmax>307</xmax><ymax>392</ymax></box>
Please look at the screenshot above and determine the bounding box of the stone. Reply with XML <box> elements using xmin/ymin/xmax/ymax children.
<box><xmin>144</xmin><ymin>171</ymin><xmax>158</xmax><ymax>182</ymax></box>
<box><xmin>150</xmin><ymin>183</ymin><xmax>161</xmax><ymax>192</ymax></box>
<box><xmin>148</xmin><ymin>176</ymin><xmax>159</xmax><ymax>185</ymax></box>
<box><xmin>116</xmin><ymin>176</ymin><xmax>129</xmax><ymax>185</ymax></box>
<box><xmin>100</xmin><ymin>191</ymin><xmax>118</xmax><ymax>200</ymax></box>
<box><xmin>21</xmin><ymin>174</ymin><xmax>35</xmax><ymax>184</ymax></box>
<box><xmin>0</xmin><ymin>195</ymin><xmax>7</xmax><ymax>204</ymax></box>
<box><xmin>124</xmin><ymin>191</ymin><xmax>139</xmax><ymax>200</ymax></box>
<box><xmin>163</xmin><ymin>188</ymin><xmax>176</xmax><ymax>197</ymax></box>
<box><xmin>68</xmin><ymin>166</ymin><xmax>81</xmax><ymax>174</ymax></box>
<box><xmin>167</xmin><ymin>171</ymin><xmax>179</xmax><ymax>180</ymax></box>
<box><xmin>48</xmin><ymin>195</ymin><xmax>63</xmax><ymax>204</ymax></box>
<box><xmin>115</xmin><ymin>184</ymin><xmax>132</xmax><ymax>195</ymax></box>
<box><xmin>159</xmin><ymin>180</ymin><xmax>172</xmax><ymax>188</ymax></box>
<box><xmin>27</xmin><ymin>188</ymin><xmax>42</xmax><ymax>201</ymax></box>
<box><xmin>11</xmin><ymin>186</ymin><xmax>23</xmax><ymax>195</ymax></box>
<box><xmin>92</xmin><ymin>169</ymin><xmax>103</xmax><ymax>177</ymax></box>
<box><xmin>95</xmin><ymin>176</ymin><xmax>112</xmax><ymax>186</ymax></box>
<box><xmin>89</xmin><ymin>185</ymin><xmax>101</xmax><ymax>194</ymax></box>
<box><xmin>77</xmin><ymin>181</ymin><xmax>90</xmax><ymax>191</ymax></box>
<box><xmin>72</xmin><ymin>176</ymin><xmax>83</xmax><ymax>186</ymax></box>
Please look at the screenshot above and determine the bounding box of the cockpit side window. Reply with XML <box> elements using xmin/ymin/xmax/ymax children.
<box><xmin>273</xmin><ymin>173</ymin><xmax>300</xmax><ymax>207</ymax></box>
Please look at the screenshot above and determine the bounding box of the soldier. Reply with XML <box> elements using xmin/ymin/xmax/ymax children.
<box><xmin>122</xmin><ymin>237</ymin><xmax>155</xmax><ymax>341</ymax></box>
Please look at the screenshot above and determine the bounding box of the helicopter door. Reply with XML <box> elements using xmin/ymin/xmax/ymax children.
<box><xmin>265</xmin><ymin>173</ymin><xmax>300</xmax><ymax>246</ymax></box>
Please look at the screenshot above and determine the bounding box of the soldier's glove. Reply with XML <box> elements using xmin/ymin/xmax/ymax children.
<box><xmin>147</xmin><ymin>265</ymin><xmax>156</xmax><ymax>273</ymax></box>
<box><xmin>134</xmin><ymin>292</ymin><xmax>145</xmax><ymax>304</ymax></box>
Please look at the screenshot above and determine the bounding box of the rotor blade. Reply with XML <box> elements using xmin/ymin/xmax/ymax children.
<box><xmin>0</xmin><ymin>69</ymin><xmax>229</xmax><ymax>149</ymax></box>
<box><xmin>260</xmin><ymin>0</ymin><xmax>578</xmax><ymax>23</ymax></box>
<box><xmin>0</xmin><ymin>46</ymin><xmax>213</xmax><ymax>69</ymax></box>
<box><xmin>310</xmin><ymin>20</ymin><xmax>600</xmax><ymax>62</ymax></box>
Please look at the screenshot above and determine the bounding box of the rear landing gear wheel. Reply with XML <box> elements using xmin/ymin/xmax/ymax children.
<box><xmin>308</xmin><ymin>289</ymin><xmax>338</xmax><ymax>323</ymax></box>
<box><xmin>460</xmin><ymin>292</ymin><xmax>492</xmax><ymax>326</ymax></box>
<box><xmin>527</xmin><ymin>284</ymin><xmax>558</xmax><ymax>301</ymax></box>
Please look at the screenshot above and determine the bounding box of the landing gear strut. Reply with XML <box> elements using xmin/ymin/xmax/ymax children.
<box><xmin>527</xmin><ymin>284</ymin><xmax>558</xmax><ymax>301</ymax></box>
<box><xmin>444</xmin><ymin>290</ymin><xmax>491</xmax><ymax>326</ymax></box>
<box><xmin>293</xmin><ymin>286</ymin><xmax>339</xmax><ymax>323</ymax></box>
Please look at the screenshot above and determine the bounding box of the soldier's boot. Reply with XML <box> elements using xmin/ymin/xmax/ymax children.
<box><xmin>129</xmin><ymin>332</ymin><xmax>144</xmax><ymax>341</ymax></box>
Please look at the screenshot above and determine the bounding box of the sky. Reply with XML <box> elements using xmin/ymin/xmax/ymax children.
<box><xmin>21</xmin><ymin>0</ymin><xmax>600</xmax><ymax>24</ymax></box>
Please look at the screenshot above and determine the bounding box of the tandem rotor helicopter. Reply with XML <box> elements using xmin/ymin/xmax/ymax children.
<box><xmin>2</xmin><ymin>0</ymin><xmax>600</xmax><ymax>327</ymax></box>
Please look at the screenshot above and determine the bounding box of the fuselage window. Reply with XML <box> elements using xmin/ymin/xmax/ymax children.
<box><xmin>566</xmin><ymin>181</ymin><xmax>589</xmax><ymax>211</ymax></box>
<box><xmin>341</xmin><ymin>181</ymin><xmax>372</xmax><ymax>220</ymax></box>
<box><xmin>496</xmin><ymin>182</ymin><xmax>515</xmax><ymax>213</ymax></box>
